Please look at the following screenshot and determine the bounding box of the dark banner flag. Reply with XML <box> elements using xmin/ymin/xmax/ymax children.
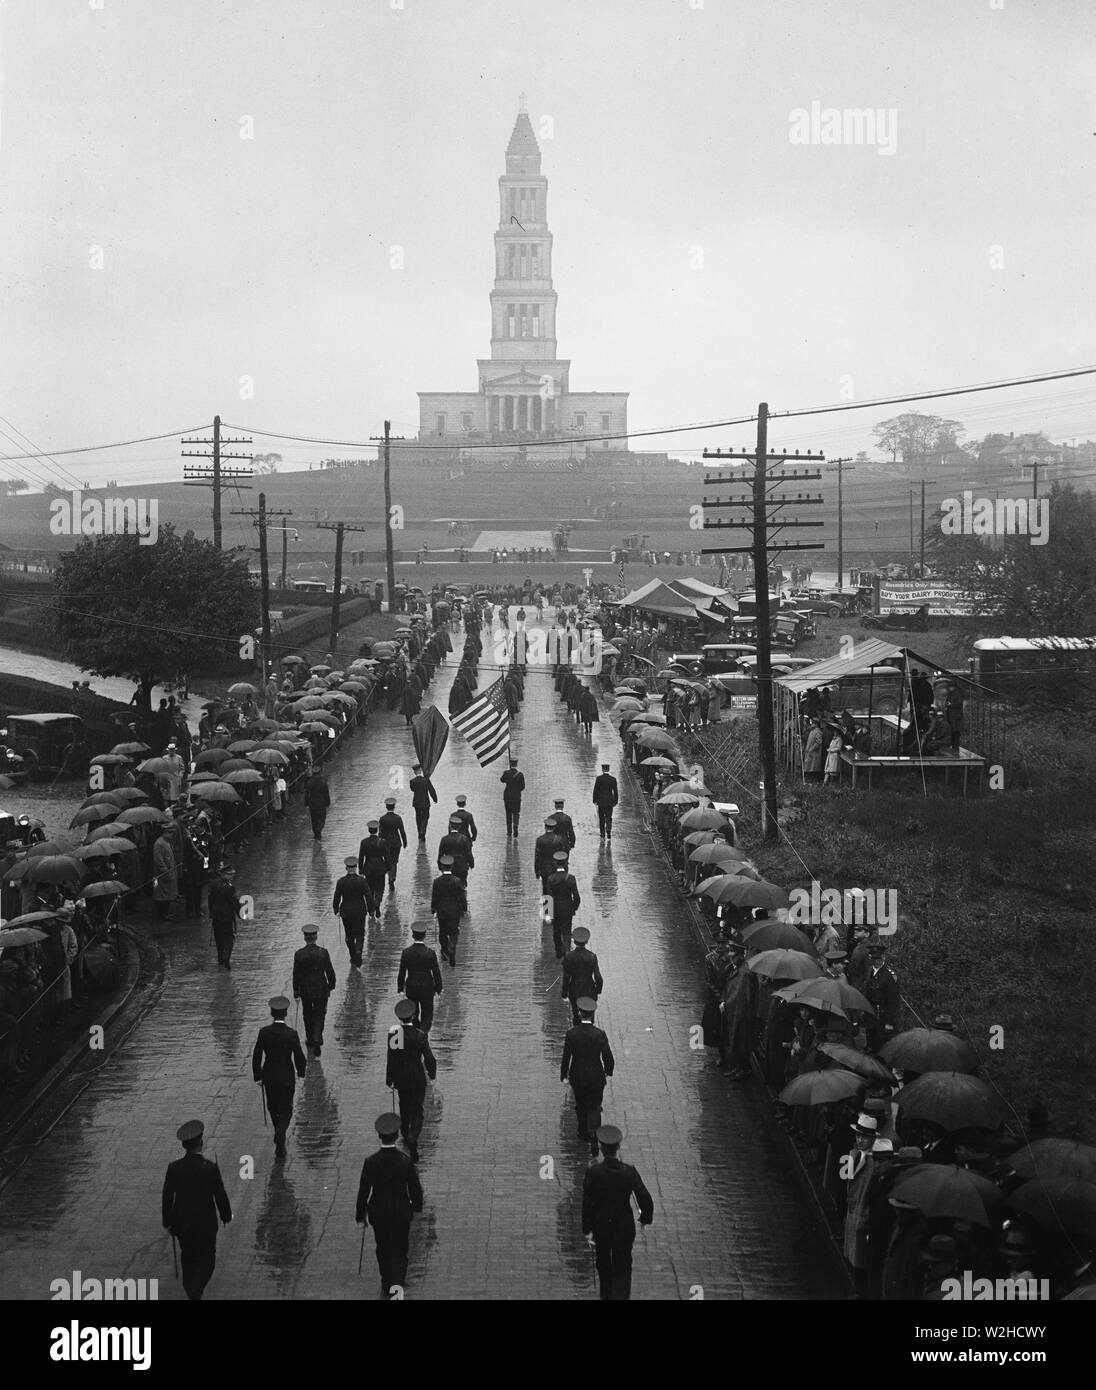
<box><xmin>412</xmin><ymin>706</ymin><xmax>450</xmax><ymax>779</ymax></box>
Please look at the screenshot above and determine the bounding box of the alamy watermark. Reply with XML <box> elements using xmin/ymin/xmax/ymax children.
<box><xmin>786</xmin><ymin>882</ymin><xmax>898</xmax><ymax>934</ymax></box>
<box><xmin>49</xmin><ymin>491</ymin><xmax>159</xmax><ymax>545</ymax></box>
<box><xmin>788</xmin><ymin>101</ymin><xmax>898</xmax><ymax>156</ymax></box>
<box><xmin>940</xmin><ymin>492</ymin><xmax>1048</xmax><ymax>545</ymax></box>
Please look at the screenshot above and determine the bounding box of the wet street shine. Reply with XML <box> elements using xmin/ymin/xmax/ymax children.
<box><xmin>0</xmin><ymin>629</ymin><xmax>843</xmax><ymax>1300</ymax></box>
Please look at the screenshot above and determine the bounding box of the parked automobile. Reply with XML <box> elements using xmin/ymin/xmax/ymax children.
<box><xmin>860</xmin><ymin>605</ymin><xmax>930</xmax><ymax>633</ymax></box>
<box><xmin>1</xmin><ymin>713</ymin><xmax>88</xmax><ymax>779</ymax></box>
<box><xmin>701</xmin><ymin>643</ymin><xmax>757</xmax><ymax>674</ymax></box>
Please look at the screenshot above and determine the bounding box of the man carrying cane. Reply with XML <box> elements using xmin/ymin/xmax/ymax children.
<box><xmin>161</xmin><ymin>1119</ymin><xmax>232</xmax><ymax>1302</ymax></box>
<box><xmin>581</xmin><ymin>1125</ymin><xmax>654</xmax><ymax>1301</ymax></box>
<box><xmin>252</xmin><ymin>996</ymin><xmax>307</xmax><ymax>1159</ymax></box>
<box><xmin>293</xmin><ymin>925</ymin><xmax>336</xmax><ymax>1057</ymax></box>
<box><xmin>355</xmin><ymin>1112</ymin><xmax>423</xmax><ymax>1300</ymax></box>
<box><xmin>560</xmin><ymin>997</ymin><xmax>615</xmax><ymax>1156</ymax></box>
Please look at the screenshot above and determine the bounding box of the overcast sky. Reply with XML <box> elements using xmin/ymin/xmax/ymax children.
<box><xmin>1</xmin><ymin>0</ymin><xmax>1094</xmax><ymax>485</ymax></box>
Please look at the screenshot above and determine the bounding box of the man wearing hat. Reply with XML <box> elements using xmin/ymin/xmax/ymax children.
<box><xmin>451</xmin><ymin>795</ymin><xmax>478</xmax><ymax>845</ymax></box>
<box><xmin>545</xmin><ymin>851</ymin><xmax>582</xmax><ymax>960</ymax></box>
<box><xmin>252</xmin><ymin>996</ymin><xmax>308</xmax><ymax>1158</ymax></box>
<box><xmin>561</xmin><ymin>926</ymin><xmax>604</xmax><ymax>1025</ymax></box>
<box><xmin>303</xmin><ymin>768</ymin><xmax>331</xmax><ymax>841</ymax></box>
<box><xmin>357</xmin><ymin>822</ymin><xmax>392</xmax><ymax>921</ymax></box>
<box><xmin>591</xmin><ymin>763</ymin><xmax>619</xmax><ymax>840</ymax></box>
<box><xmin>550</xmin><ymin>798</ymin><xmax>576</xmax><ymax>851</ymax></box>
<box><xmin>862</xmin><ymin>940</ymin><xmax>899</xmax><ymax>1050</ymax></box>
<box><xmin>386</xmin><ymin>999</ymin><xmax>437</xmax><ymax>1164</ymax></box>
<box><xmin>437</xmin><ymin>818</ymin><xmax>474</xmax><ymax>886</ymax></box>
<box><xmin>408</xmin><ymin>763</ymin><xmax>438</xmax><ymax>843</ymax></box>
<box><xmin>333</xmin><ymin>857</ymin><xmax>370</xmax><ymax>968</ymax></box>
<box><xmin>843</xmin><ymin>1113</ymin><xmax>882</xmax><ymax>1297</ymax></box>
<box><xmin>356</xmin><ymin>1112</ymin><xmax>424</xmax><ymax>1299</ymax></box>
<box><xmin>845</xmin><ymin>924</ymin><xmax>874</xmax><ymax>991</ymax></box>
<box><xmin>529</xmin><ymin>814</ymin><xmax>561</xmax><ymax>888</ymax></box>
<box><xmin>162</xmin><ymin>1120</ymin><xmax>232</xmax><ymax>1301</ymax></box>
<box><xmin>398</xmin><ymin>923</ymin><xmax>444</xmax><ymax>1032</ymax></box>
<box><xmin>581</xmin><ymin>1125</ymin><xmax>654</xmax><ymax>1301</ymax></box>
<box><xmin>430</xmin><ymin>857</ymin><xmax>467</xmax><ymax>967</ymax></box>
<box><xmin>920</xmin><ymin>1234</ymin><xmax>960</xmax><ymax>1300</ymax></box>
<box><xmin>293</xmin><ymin>925</ymin><xmax>337</xmax><ymax>1056</ymax></box>
<box><xmin>207</xmin><ymin>867</ymin><xmax>242</xmax><ymax>970</ymax></box>
<box><xmin>499</xmin><ymin>756</ymin><xmax>525</xmax><ymax>837</ymax></box>
<box><xmin>560</xmin><ymin>997</ymin><xmax>615</xmax><ymax>1155</ymax></box>
<box><xmin>378</xmin><ymin>797</ymin><xmax>408</xmax><ymax>893</ymax></box>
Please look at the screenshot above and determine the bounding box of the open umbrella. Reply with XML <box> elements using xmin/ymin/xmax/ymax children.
<box><xmin>747</xmin><ymin>949</ymin><xmax>825</xmax><ymax>982</ymax></box>
<box><xmin>663</xmin><ymin>780</ymin><xmax>710</xmax><ymax>797</ymax></box>
<box><xmin>310</xmin><ymin>664</ymin><xmax>332</xmax><ymax>675</ymax></box>
<box><xmin>0</xmin><ymin>911</ymin><xmax>58</xmax><ymax>927</ymax></box>
<box><xmin>1006</xmin><ymin>1179</ymin><xmax>1096</xmax><ymax>1242</ymax></box>
<box><xmin>640</xmin><ymin>755</ymin><xmax>677</xmax><ymax>770</ymax></box>
<box><xmin>224</xmin><ymin>769</ymin><xmax>263</xmax><ymax>785</ymax></box>
<box><xmin>1007</xmin><ymin>1139</ymin><xmax>1096</xmax><ymax>1185</ymax></box>
<box><xmin>117</xmin><ymin>806</ymin><xmax>169</xmax><ymax>826</ymax></box>
<box><xmin>816</xmin><ymin>1042</ymin><xmax>895</xmax><ymax>1084</ymax></box>
<box><xmin>137</xmin><ymin>757</ymin><xmax>174</xmax><ymax>775</ymax></box>
<box><xmin>637</xmin><ymin>712</ymin><xmax>667</xmax><ymax>726</ymax></box>
<box><xmin>216</xmin><ymin>759</ymin><xmax>254</xmax><ymax>773</ymax></box>
<box><xmin>281</xmin><ymin>654</ymin><xmax>307</xmax><ymax>667</ymax></box>
<box><xmin>0</xmin><ymin>926</ymin><xmax>49</xmax><ymax>947</ymax></box>
<box><xmin>191</xmin><ymin>783</ymin><xmax>242</xmax><ymax>803</ymax></box>
<box><xmin>778</xmin><ymin>1068</ymin><xmax>865</xmax><ymax>1106</ymax></box>
<box><xmin>70</xmin><ymin>804</ymin><xmax>120</xmax><ymax>828</ymax></box>
<box><xmin>74</xmin><ymin>839</ymin><xmax>134</xmax><ymax>860</ymax></box>
<box><xmin>683</xmin><ymin>829</ymin><xmax>724</xmax><ymax>848</ymax></box>
<box><xmin>657</xmin><ymin>791</ymin><xmax>701</xmax><ymax>807</ymax></box>
<box><xmin>689</xmin><ymin>843</ymin><xmax>748</xmax><ymax>867</ymax></box>
<box><xmin>29</xmin><ymin>837</ymin><xmax>82</xmax><ymax>857</ymax></box>
<box><xmin>775</xmin><ymin>976</ymin><xmax>874</xmax><ymax>1017</ymax></box>
<box><xmin>188</xmin><ymin>770</ymin><xmax>226</xmax><ymax>784</ymax></box>
<box><xmin>228</xmin><ymin>682</ymin><xmax>258</xmax><ymax>698</ymax></box>
<box><xmin>894</xmin><ymin>1072</ymin><xmax>1007</xmax><ymax>1132</ymax></box>
<box><xmin>259</xmin><ymin>740</ymin><xmax>298</xmax><ymax>755</ymax></box>
<box><xmin>110</xmin><ymin>742</ymin><xmax>150</xmax><ymax>757</ymax></box>
<box><xmin>743</xmin><ymin>919</ymin><xmax>818</xmax><ymax>956</ymax></box>
<box><xmin>880</xmin><ymin>1029</ymin><xmax>979</xmax><ymax>1075</ymax></box>
<box><xmin>26</xmin><ymin>855</ymin><xmax>84</xmax><ymax>886</ymax></box>
<box><xmin>307</xmin><ymin>711</ymin><xmax>342</xmax><ymax>727</ymax></box>
<box><xmin>298</xmin><ymin>721</ymin><xmax>329</xmax><ymax>735</ymax></box>
<box><xmin>322</xmin><ymin>692</ymin><xmax>357</xmax><ymax>709</ymax></box>
<box><xmin>340</xmin><ymin>680</ymin><xmax>368</xmax><ymax>694</ymax></box>
<box><xmin>81</xmin><ymin>880</ymin><xmax>129</xmax><ymax>899</ymax></box>
<box><xmin>349</xmin><ymin>658</ymin><xmax>379</xmax><ymax>669</ymax></box>
<box><xmin>292</xmin><ymin>696</ymin><xmax>327</xmax><ymax>711</ymax></box>
<box><xmin>680</xmin><ymin>807</ymin><xmax>731</xmax><ymax>831</ymax></box>
<box><xmin>248</xmin><ymin>717</ymin><xmax>281</xmax><ymax>732</ymax></box>
<box><xmin>88</xmin><ymin>822</ymin><xmax>133</xmax><ymax>841</ymax></box>
<box><xmin>614</xmin><ymin>687</ymin><xmax>640</xmax><ymax>698</ymax></box>
<box><xmin>110</xmin><ymin>788</ymin><xmax>149</xmax><ymax>804</ymax></box>
<box><xmin>89</xmin><ymin>753</ymin><xmax>131</xmax><ymax>767</ymax></box>
<box><xmin>80</xmin><ymin>792</ymin><xmax>127</xmax><ymax>809</ymax></box>
<box><xmin>227</xmin><ymin>739</ymin><xmax>261</xmax><ymax>754</ymax></box>
<box><xmin>303</xmin><ymin>678</ymin><xmax>327</xmax><ymax>691</ymax></box>
<box><xmin>892</xmin><ymin>1165</ymin><xmax>1003</xmax><ymax>1227</ymax></box>
<box><xmin>193</xmin><ymin>748</ymin><xmax>231</xmax><ymax>767</ymax></box>
<box><xmin>635</xmin><ymin>729</ymin><xmax>678</xmax><ymax>751</ymax></box>
<box><xmin>701</xmin><ymin>876</ymin><xmax>788</xmax><ymax>910</ymax></box>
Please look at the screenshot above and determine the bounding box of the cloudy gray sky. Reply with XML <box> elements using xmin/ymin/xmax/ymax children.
<box><xmin>1</xmin><ymin>0</ymin><xmax>1094</xmax><ymax>484</ymax></box>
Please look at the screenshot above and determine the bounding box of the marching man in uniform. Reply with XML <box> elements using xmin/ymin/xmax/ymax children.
<box><xmin>591</xmin><ymin>762</ymin><xmax>619</xmax><ymax>841</ymax></box>
<box><xmin>397</xmin><ymin>922</ymin><xmax>444</xmax><ymax>1032</ymax></box>
<box><xmin>292</xmin><ymin>924</ymin><xmax>336</xmax><ymax>1056</ymax></box>
<box><xmin>560</xmin><ymin>996</ymin><xmax>615</xmax><ymax>1156</ymax></box>
<box><xmin>378</xmin><ymin>796</ymin><xmax>409</xmax><ymax>894</ymax></box>
<box><xmin>161</xmin><ymin>1119</ymin><xmax>232</xmax><ymax>1302</ymax></box>
<box><xmin>386</xmin><ymin>999</ymin><xmax>437</xmax><ymax>1164</ymax></box>
<box><xmin>252</xmin><ymin>995</ymin><xmax>307</xmax><ymax>1158</ymax></box>
<box><xmin>581</xmin><ymin>1124</ymin><xmax>654</xmax><ymax>1301</ymax></box>
<box><xmin>356</xmin><ymin>1112</ymin><xmax>424</xmax><ymax>1301</ymax></box>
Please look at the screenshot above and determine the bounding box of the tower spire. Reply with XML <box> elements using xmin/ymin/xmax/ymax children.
<box><xmin>518</xmin><ymin>91</ymin><xmax>527</xmax><ymax>114</ymax></box>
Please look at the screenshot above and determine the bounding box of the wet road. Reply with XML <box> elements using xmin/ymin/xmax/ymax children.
<box><xmin>0</xmin><ymin>619</ymin><xmax>844</xmax><ymax>1300</ymax></box>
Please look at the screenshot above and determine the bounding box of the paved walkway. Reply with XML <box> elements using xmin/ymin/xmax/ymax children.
<box><xmin>0</xmin><ymin>619</ymin><xmax>844</xmax><ymax>1300</ymax></box>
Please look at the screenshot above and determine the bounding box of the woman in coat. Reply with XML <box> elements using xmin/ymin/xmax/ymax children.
<box><xmin>152</xmin><ymin>831</ymin><xmax>178</xmax><ymax>920</ymax></box>
<box><xmin>803</xmin><ymin>718</ymin><xmax>825</xmax><ymax>781</ymax></box>
<box><xmin>824</xmin><ymin>729</ymin><xmax>844</xmax><ymax>786</ymax></box>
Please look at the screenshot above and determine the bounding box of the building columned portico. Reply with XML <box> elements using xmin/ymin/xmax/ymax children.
<box><xmin>418</xmin><ymin>100</ymin><xmax>628</xmax><ymax>459</ymax></box>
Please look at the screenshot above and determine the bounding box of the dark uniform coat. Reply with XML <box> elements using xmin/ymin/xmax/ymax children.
<box><xmin>378</xmin><ymin>810</ymin><xmax>409</xmax><ymax>855</ymax></box>
<box><xmin>561</xmin><ymin>944</ymin><xmax>603</xmax><ymax>1002</ymax></box>
<box><xmin>162</xmin><ymin>1152</ymin><xmax>232</xmax><ymax>1240</ymax></box>
<box><xmin>252</xmin><ymin>1020</ymin><xmax>308</xmax><ymax>1088</ymax></box>
<box><xmin>560</xmin><ymin>1021</ymin><xmax>615</xmax><ymax>1087</ymax></box>
<box><xmin>398</xmin><ymin>942</ymin><xmax>443</xmax><ymax>999</ymax></box>
<box><xmin>385</xmin><ymin>1022</ymin><xmax>437</xmax><ymax>1091</ymax></box>
<box><xmin>409</xmin><ymin>774</ymin><xmax>438</xmax><ymax>810</ymax></box>
<box><xmin>581</xmin><ymin>1156</ymin><xmax>654</xmax><ymax>1241</ymax></box>
<box><xmin>333</xmin><ymin>870</ymin><xmax>371</xmax><ymax>920</ymax></box>
<box><xmin>358</xmin><ymin>834</ymin><xmax>392</xmax><ymax>880</ymax></box>
<box><xmin>293</xmin><ymin>942</ymin><xmax>336</xmax><ymax>1001</ymax></box>
<box><xmin>452</xmin><ymin>808</ymin><xmax>478</xmax><ymax>842</ymax></box>
<box><xmin>534</xmin><ymin>831</ymin><xmax>564</xmax><ymax>881</ymax></box>
<box><xmin>500</xmin><ymin>767</ymin><xmax>525</xmax><ymax>805</ymax></box>
<box><xmin>437</xmin><ymin>831</ymin><xmax>474</xmax><ymax>872</ymax></box>
<box><xmin>430</xmin><ymin>872</ymin><xmax>467</xmax><ymax>924</ymax></box>
<box><xmin>592</xmin><ymin>773</ymin><xmax>619</xmax><ymax>807</ymax></box>
<box><xmin>355</xmin><ymin>1146</ymin><xmax>423</xmax><ymax>1225</ymax></box>
<box><xmin>550</xmin><ymin>811</ymin><xmax>576</xmax><ymax>850</ymax></box>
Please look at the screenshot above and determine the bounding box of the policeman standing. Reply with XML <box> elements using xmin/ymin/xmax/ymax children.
<box><xmin>561</xmin><ymin>925</ymin><xmax>604</xmax><ymax>1024</ymax></box>
<box><xmin>161</xmin><ymin>1119</ymin><xmax>232</xmax><ymax>1301</ymax></box>
<box><xmin>430</xmin><ymin>856</ymin><xmax>467</xmax><ymax>966</ymax></box>
<box><xmin>560</xmin><ymin>996</ymin><xmax>615</xmax><ymax>1155</ymax></box>
<box><xmin>252</xmin><ymin>995</ymin><xmax>307</xmax><ymax>1158</ymax></box>
<box><xmin>534</xmin><ymin>816</ymin><xmax>564</xmax><ymax>894</ymax></box>
<box><xmin>591</xmin><ymin>762</ymin><xmax>619</xmax><ymax>841</ymax></box>
<box><xmin>499</xmin><ymin>756</ymin><xmax>525</xmax><ymax>837</ymax></box>
<box><xmin>333</xmin><ymin>856</ymin><xmax>370</xmax><ymax>967</ymax></box>
<box><xmin>357</xmin><ymin>820</ymin><xmax>392</xmax><ymax>922</ymax></box>
<box><xmin>550</xmin><ymin>798</ymin><xmax>577</xmax><ymax>851</ymax></box>
<box><xmin>386</xmin><ymin>999</ymin><xmax>437</xmax><ymax>1163</ymax></box>
<box><xmin>408</xmin><ymin>763</ymin><xmax>438</xmax><ymax>843</ymax></box>
<box><xmin>581</xmin><ymin>1125</ymin><xmax>654</xmax><ymax>1301</ymax></box>
<box><xmin>452</xmin><ymin>794</ymin><xmax>478</xmax><ymax>844</ymax></box>
<box><xmin>356</xmin><ymin>1112</ymin><xmax>424</xmax><ymax>1300</ymax></box>
<box><xmin>397</xmin><ymin>922</ymin><xmax>444</xmax><ymax>1032</ymax></box>
<box><xmin>378</xmin><ymin>797</ymin><xmax>408</xmax><ymax>893</ymax></box>
<box><xmin>545</xmin><ymin>850</ymin><xmax>581</xmax><ymax>960</ymax></box>
<box><xmin>862</xmin><ymin>940</ymin><xmax>900</xmax><ymax>1051</ymax></box>
<box><xmin>292</xmin><ymin>925</ymin><xmax>336</xmax><ymax>1056</ymax></box>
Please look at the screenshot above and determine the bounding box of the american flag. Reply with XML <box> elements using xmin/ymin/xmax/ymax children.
<box><xmin>618</xmin><ymin>551</ymin><xmax>626</xmax><ymax>589</ymax></box>
<box><xmin>450</xmin><ymin>676</ymin><xmax>511</xmax><ymax>767</ymax></box>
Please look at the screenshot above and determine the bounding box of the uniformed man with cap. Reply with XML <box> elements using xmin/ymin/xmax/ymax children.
<box><xmin>499</xmin><ymin>756</ymin><xmax>525</xmax><ymax>837</ymax></box>
<box><xmin>386</xmin><ymin>999</ymin><xmax>437</xmax><ymax>1164</ymax></box>
<box><xmin>408</xmin><ymin>762</ymin><xmax>438</xmax><ymax>842</ymax></box>
<box><xmin>252</xmin><ymin>996</ymin><xmax>307</xmax><ymax>1158</ymax></box>
<box><xmin>378</xmin><ymin>797</ymin><xmax>408</xmax><ymax>893</ymax></box>
<box><xmin>357</xmin><ymin>821</ymin><xmax>392</xmax><ymax>921</ymax></box>
<box><xmin>581</xmin><ymin>1124</ymin><xmax>654</xmax><ymax>1301</ymax></box>
<box><xmin>560</xmin><ymin>996</ymin><xmax>615</xmax><ymax>1155</ymax></box>
<box><xmin>397</xmin><ymin>922</ymin><xmax>444</xmax><ymax>1032</ymax></box>
<box><xmin>452</xmin><ymin>794</ymin><xmax>478</xmax><ymax>844</ymax></box>
<box><xmin>545</xmin><ymin>850</ymin><xmax>581</xmax><ymax>960</ymax></box>
<box><xmin>862</xmin><ymin>940</ymin><xmax>899</xmax><ymax>1050</ymax></box>
<box><xmin>591</xmin><ymin>763</ymin><xmax>619</xmax><ymax>840</ymax></box>
<box><xmin>161</xmin><ymin>1119</ymin><xmax>232</xmax><ymax>1301</ymax></box>
<box><xmin>292</xmin><ymin>925</ymin><xmax>337</xmax><ymax>1056</ymax></box>
<box><xmin>534</xmin><ymin>817</ymin><xmax>564</xmax><ymax>894</ymax></box>
<box><xmin>355</xmin><ymin>1112</ymin><xmax>424</xmax><ymax>1299</ymax></box>
<box><xmin>550</xmin><ymin>798</ymin><xmax>576</xmax><ymax>850</ymax></box>
<box><xmin>430</xmin><ymin>856</ymin><xmax>467</xmax><ymax>966</ymax></box>
<box><xmin>333</xmin><ymin>856</ymin><xmax>370</xmax><ymax>967</ymax></box>
<box><xmin>561</xmin><ymin>925</ymin><xmax>604</xmax><ymax>1025</ymax></box>
<box><xmin>437</xmin><ymin>818</ymin><xmax>474</xmax><ymax>886</ymax></box>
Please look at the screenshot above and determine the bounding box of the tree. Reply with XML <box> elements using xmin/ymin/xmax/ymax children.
<box><xmin>872</xmin><ymin>413</ymin><xmax>965</xmax><ymax>463</ymax></box>
<box><xmin>0</xmin><ymin>477</ymin><xmax>29</xmax><ymax>495</ymax></box>
<box><xmin>253</xmin><ymin>452</ymin><xmax>282</xmax><ymax>475</ymax></box>
<box><xmin>51</xmin><ymin>526</ymin><xmax>259</xmax><ymax>715</ymax></box>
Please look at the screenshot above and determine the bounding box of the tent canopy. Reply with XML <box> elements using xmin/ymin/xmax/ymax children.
<box><xmin>773</xmin><ymin>639</ymin><xmax>979</xmax><ymax>695</ymax></box>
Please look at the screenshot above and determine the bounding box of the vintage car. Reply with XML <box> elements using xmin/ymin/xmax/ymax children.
<box><xmin>860</xmin><ymin>605</ymin><xmax>930</xmax><ymax>633</ymax></box>
<box><xmin>1</xmin><ymin>713</ymin><xmax>88</xmax><ymax>779</ymax></box>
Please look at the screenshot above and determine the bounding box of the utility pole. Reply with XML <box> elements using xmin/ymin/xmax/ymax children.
<box><xmin>182</xmin><ymin>416</ymin><xmax>253</xmax><ymax>548</ymax></box>
<box><xmin>702</xmin><ymin>406</ymin><xmax>825</xmax><ymax>841</ymax></box>
<box><xmin>232</xmin><ymin>497</ymin><xmax>292</xmax><ymax>679</ymax></box>
<box><xmin>831</xmin><ymin>457</ymin><xmax>852</xmax><ymax>588</ymax></box>
<box><xmin>318</xmin><ymin>519</ymin><xmax>370</xmax><ymax>650</ymax></box>
<box><xmin>909</xmin><ymin>487</ymin><xmax>915</xmax><ymax>570</ymax></box>
<box><xmin>919</xmin><ymin>479</ymin><xmax>926</xmax><ymax>579</ymax></box>
<box><xmin>369</xmin><ymin>421</ymin><xmax>404</xmax><ymax>611</ymax></box>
